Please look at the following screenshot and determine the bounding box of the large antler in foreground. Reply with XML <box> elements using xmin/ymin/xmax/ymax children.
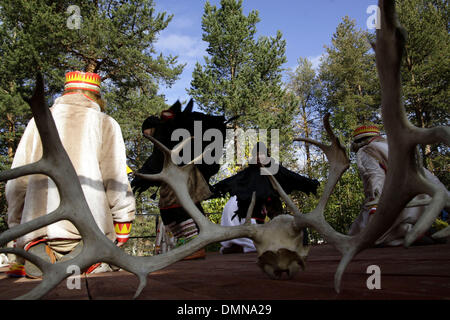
<box><xmin>0</xmin><ymin>0</ymin><xmax>448</xmax><ymax>299</ymax></box>
<box><xmin>266</xmin><ymin>0</ymin><xmax>449</xmax><ymax>293</ymax></box>
<box><xmin>0</xmin><ymin>76</ymin><xmax>259</xmax><ymax>299</ymax></box>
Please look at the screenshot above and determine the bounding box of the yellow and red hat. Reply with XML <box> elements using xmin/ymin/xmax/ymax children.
<box><xmin>352</xmin><ymin>125</ymin><xmax>381</xmax><ymax>142</ymax></box>
<box><xmin>114</xmin><ymin>222</ymin><xmax>132</xmax><ymax>243</ymax></box>
<box><xmin>64</xmin><ymin>71</ymin><xmax>101</xmax><ymax>95</ymax></box>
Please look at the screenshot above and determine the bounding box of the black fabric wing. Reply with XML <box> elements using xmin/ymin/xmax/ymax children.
<box><xmin>274</xmin><ymin>165</ymin><xmax>320</xmax><ymax>196</ymax></box>
<box><xmin>211</xmin><ymin>163</ymin><xmax>319</xmax><ymax>221</ymax></box>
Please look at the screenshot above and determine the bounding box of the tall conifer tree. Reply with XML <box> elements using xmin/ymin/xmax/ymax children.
<box><xmin>318</xmin><ymin>16</ymin><xmax>380</xmax><ymax>141</ymax></box>
<box><xmin>188</xmin><ymin>0</ymin><xmax>297</xmax><ymax>163</ymax></box>
<box><xmin>0</xmin><ymin>0</ymin><xmax>184</xmax><ymax>220</ymax></box>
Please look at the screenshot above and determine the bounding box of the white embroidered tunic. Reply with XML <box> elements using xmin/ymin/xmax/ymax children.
<box><xmin>6</xmin><ymin>94</ymin><xmax>136</xmax><ymax>247</ymax></box>
<box><xmin>348</xmin><ymin>138</ymin><xmax>447</xmax><ymax>246</ymax></box>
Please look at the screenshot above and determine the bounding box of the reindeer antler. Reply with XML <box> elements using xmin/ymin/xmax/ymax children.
<box><xmin>263</xmin><ymin>114</ymin><xmax>356</xmax><ymax>291</ymax></box>
<box><xmin>266</xmin><ymin>0</ymin><xmax>449</xmax><ymax>293</ymax></box>
<box><xmin>363</xmin><ymin>0</ymin><xmax>449</xmax><ymax>247</ymax></box>
<box><xmin>264</xmin><ymin>113</ymin><xmax>351</xmax><ymax>250</ymax></box>
<box><xmin>0</xmin><ymin>81</ymin><xmax>258</xmax><ymax>299</ymax></box>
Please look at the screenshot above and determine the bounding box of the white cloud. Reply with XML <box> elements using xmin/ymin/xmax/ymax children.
<box><xmin>307</xmin><ymin>53</ymin><xmax>326</xmax><ymax>70</ymax></box>
<box><xmin>170</xmin><ymin>16</ymin><xmax>195</xmax><ymax>30</ymax></box>
<box><xmin>286</xmin><ymin>53</ymin><xmax>327</xmax><ymax>75</ymax></box>
<box><xmin>155</xmin><ymin>34</ymin><xmax>208</xmax><ymax>105</ymax></box>
<box><xmin>155</xmin><ymin>33</ymin><xmax>208</xmax><ymax>62</ymax></box>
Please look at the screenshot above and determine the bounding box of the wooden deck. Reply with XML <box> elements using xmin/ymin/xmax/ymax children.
<box><xmin>1</xmin><ymin>241</ymin><xmax>449</xmax><ymax>300</ymax></box>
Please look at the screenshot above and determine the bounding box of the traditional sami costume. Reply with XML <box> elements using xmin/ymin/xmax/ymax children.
<box><xmin>132</xmin><ymin>100</ymin><xmax>228</xmax><ymax>259</ymax></box>
<box><xmin>6</xmin><ymin>71</ymin><xmax>135</xmax><ymax>277</ymax></box>
<box><xmin>348</xmin><ymin>125</ymin><xmax>447</xmax><ymax>246</ymax></box>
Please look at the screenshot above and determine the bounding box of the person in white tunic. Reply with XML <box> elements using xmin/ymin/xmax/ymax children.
<box><xmin>6</xmin><ymin>71</ymin><xmax>136</xmax><ymax>277</ymax></box>
<box><xmin>348</xmin><ymin>124</ymin><xmax>447</xmax><ymax>246</ymax></box>
<box><xmin>220</xmin><ymin>196</ymin><xmax>257</xmax><ymax>254</ymax></box>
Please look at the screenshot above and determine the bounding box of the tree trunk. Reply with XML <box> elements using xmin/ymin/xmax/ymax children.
<box><xmin>414</xmin><ymin>105</ymin><xmax>434</xmax><ymax>172</ymax></box>
<box><xmin>85</xmin><ymin>61</ymin><xmax>97</xmax><ymax>73</ymax></box>
<box><xmin>6</xmin><ymin>113</ymin><xmax>15</xmax><ymax>161</ymax></box>
<box><xmin>233</xmin><ymin>122</ymin><xmax>243</xmax><ymax>169</ymax></box>
<box><xmin>301</xmin><ymin>106</ymin><xmax>311</xmax><ymax>175</ymax></box>
<box><xmin>407</xmin><ymin>51</ymin><xmax>434</xmax><ymax>172</ymax></box>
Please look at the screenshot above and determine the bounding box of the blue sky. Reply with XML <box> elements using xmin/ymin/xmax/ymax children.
<box><xmin>153</xmin><ymin>0</ymin><xmax>379</xmax><ymax>105</ymax></box>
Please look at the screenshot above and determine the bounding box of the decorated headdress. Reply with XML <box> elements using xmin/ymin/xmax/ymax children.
<box><xmin>64</xmin><ymin>71</ymin><xmax>101</xmax><ymax>95</ymax></box>
<box><xmin>352</xmin><ymin>125</ymin><xmax>381</xmax><ymax>142</ymax></box>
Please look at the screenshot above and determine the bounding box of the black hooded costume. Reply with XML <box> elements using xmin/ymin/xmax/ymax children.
<box><xmin>210</xmin><ymin>147</ymin><xmax>319</xmax><ymax>223</ymax></box>
<box><xmin>131</xmin><ymin>100</ymin><xmax>231</xmax><ymax>245</ymax></box>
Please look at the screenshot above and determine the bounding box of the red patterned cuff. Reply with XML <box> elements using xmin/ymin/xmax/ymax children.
<box><xmin>114</xmin><ymin>222</ymin><xmax>132</xmax><ymax>243</ymax></box>
<box><xmin>7</xmin><ymin>263</ymin><xmax>26</xmax><ymax>278</ymax></box>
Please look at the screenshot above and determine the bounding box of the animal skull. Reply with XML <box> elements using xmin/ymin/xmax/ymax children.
<box><xmin>253</xmin><ymin>215</ymin><xmax>309</xmax><ymax>279</ymax></box>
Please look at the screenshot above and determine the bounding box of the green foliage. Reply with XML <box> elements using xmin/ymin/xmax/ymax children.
<box><xmin>0</xmin><ymin>0</ymin><xmax>184</xmax><ymax>156</ymax></box>
<box><xmin>122</xmin><ymin>214</ymin><xmax>157</xmax><ymax>256</ymax></box>
<box><xmin>318</xmin><ymin>16</ymin><xmax>381</xmax><ymax>143</ymax></box>
<box><xmin>287</xmin><ymin>18</ymin><xmax>376</xmax><ymax>242</ymax></box>
<box><xmin>0</xmin><ymin>0</ymin><xmax>184</xmax><ymax>219</ymax></box>
<box><xmin>291</xmin><ymin>162</ymin><xmax>364</xmax><ymax>244</ymax></box>
<box><xmin>396</xmin><ymin>0</ymin><xmax>449</xmax><ymax>170</ymax></box>
<box><xmin>286</xmin><ymin>57</ymin><xmax>323</xmax><ymax>174</ymax></box>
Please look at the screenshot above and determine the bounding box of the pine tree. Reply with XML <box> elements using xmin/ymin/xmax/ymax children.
<box><xmin>318</xmin><ymin>16</ymin><xmax>380</xmax><ymax>142</ymax></box>
<box><xmin>188</xmin><ymin>0</ymin><xmax>297</xmax><ymax>164</ymax></box>
<box><xmin>0</xmin><ymin>0</ymin><xmax>184</xmax><ymax>222</ymax></box>
<box><xmin>290</xmin><ymin>18</ymin><xmax>382</xmax><ymax>241</ymax></box>
<box><xmin>287</xmin><ymin>57</ymin><xmax>323</xmax><ymax>174</ymax></box>
<box><xmin>396</xmin><ymin>0</ymin><xmax>449</xmax><ymax>177</ymax></box>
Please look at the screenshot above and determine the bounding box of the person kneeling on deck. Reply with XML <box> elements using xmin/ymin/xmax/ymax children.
<box><xmin>348</xmin><ymin>124</ymin><xmax>448</xmax><ymax>246</ymax></box>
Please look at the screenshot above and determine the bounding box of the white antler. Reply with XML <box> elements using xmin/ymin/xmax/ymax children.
<box><xmin>265</xmin><ymin>0</ymin><xmax>449</xmax><ymax>293</ymax></box>
<box><xmin>0</xmin><ymin>80</ymin><xmax>258</xmax><ymax>299</ymax></box>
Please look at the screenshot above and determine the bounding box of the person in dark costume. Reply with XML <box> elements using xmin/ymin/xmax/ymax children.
<box><xmin>132</xmin><ymin>99</ymin><xmax>231</xmax><ymax>259</ymax></box>
<box><xmin>211</xmin><ymin>142</ymin><xmax>319</xmax><ymax>245</ymax></box>
<box><xmin>212</xmin><ymin>143</ymin><xmax>319</xmax><ymax>222</ymax></box>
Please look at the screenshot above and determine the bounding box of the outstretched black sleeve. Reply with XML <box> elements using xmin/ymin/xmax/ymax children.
<box><xmin>211</xmin><ymin>163</ymin><xmax>319</xmax><ymax>221</ymax></box>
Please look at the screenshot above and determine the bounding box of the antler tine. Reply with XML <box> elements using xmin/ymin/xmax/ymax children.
<box><xmin>144</xmin><ymin>133</ymin><xmax>172</xmax><ymax>157</ymax></box>
<box><xmin>134</xmin><ymin>172</ymin><xmax>165</xmax><ymax>183</ymax></box>
<box><xmin>432</xmin><ymin>226</ymin><xmax>450</xmax><ymax>239</ymax></box>
<box><xmin>262</xmin><ymin>167</ymin><xmax>301</xmax><ymax>217</ymax></box>
<box><xmin>266</xmin><ymin>114</ymin><xmax>350</xmax><ymax>241</ymax></box>
<box><xmin>0</xmin><ymin>207</ymin><xmax>63</xmax><ymax>247</ymax></box>
<box><xmin>294</xmin><ymin>137</ymin><xmax>328</xmax><ymax>151</ymax></box>
<box><xmin>139</xmin><ymin>136</ymin><xmax>211</xmax><ymax>230</ymax></box>
<box><xmin>133</xmin><ymin>274</ymin><xmax>148</xmax><ymax>300</ymax></box>
<box><xmin>295</xmin><ymin>114</ymin><xmax>350</xmax><ymax>212</ymax></box>
<box><xmin>403</xmin><ymin>173</ymin><xmax>449</xmax><ymax>246</ymax></box>
<box><xmin>413</xmin><ymin>126</ymin><xmax>450</xmax><ymax>147</ymax></box>
<box><xmin>172</xmin><ymin>135</ymin><xmax>194</xmax><ymax>155</ymax></box>
<box><xmin>183</xmin><ymin>142</ymin><xmax>217</xmax><ymax>168</ymax></box>
<box><xmin>244</xmin><ymin>192</ymin><xmax>256</xmax><ymax>225</ymax></box>
<box><xmin>0</xmin><ymin>247</ymin><xmax>52</xmax><ymax>276</ymax></box>
<box><xmin>0</xmin><ymin>160</ymin><xmax>46</xmax><ymax>184</ymax></box>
